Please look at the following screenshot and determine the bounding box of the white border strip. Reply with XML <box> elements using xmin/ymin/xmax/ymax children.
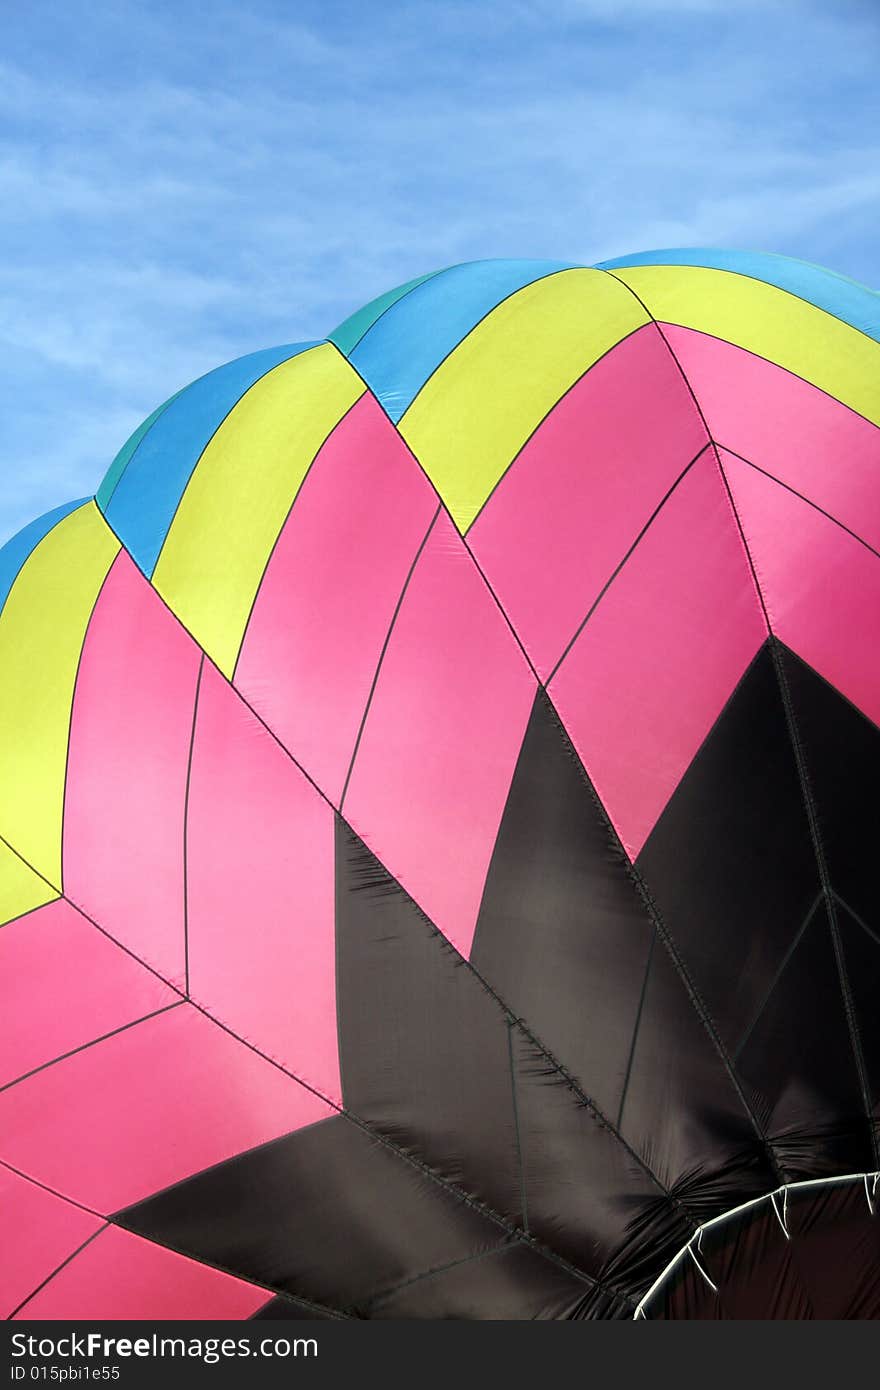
<box><xmin>632</xmin><ymin>1170</ymin><xmax>879</xmax><ymax>1319</ymax></box>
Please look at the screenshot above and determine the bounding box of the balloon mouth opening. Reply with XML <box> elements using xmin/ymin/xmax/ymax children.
<box><xmin>634</xmin><ymin>1169</ymin><xmax>880</xmax><ymax>1319</ymax></box>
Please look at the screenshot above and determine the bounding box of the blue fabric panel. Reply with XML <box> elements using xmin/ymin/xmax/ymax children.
<box><xmin>349</xmin><ymin>259</ymin><xmax>574</xmax><ymax>423</ymax></box>
<box><xmin>597</xmin><ymin>248</ymin><xmax>880</xmax><ymax>343</ymax></box>
<box><xmin>102</xmin><ymin>342</ymin><xmax>317</xmax><ymax>576</ymax></box>
<box><xmin>0</xmin><ymin>499</ymin><xmax>88</xmax><ymax>618</ymax></box>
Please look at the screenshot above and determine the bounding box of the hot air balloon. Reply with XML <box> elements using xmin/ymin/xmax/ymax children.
<box><xmin>1</xmin><ymin>250</ymin><xmax>878</xmax><ymax>1320</ymax></box>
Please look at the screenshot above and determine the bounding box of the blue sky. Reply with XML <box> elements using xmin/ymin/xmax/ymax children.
<box><xmin>1</xmin><ymin>0</ymin><xmax>878</xmax><ymax>544</ymax></box>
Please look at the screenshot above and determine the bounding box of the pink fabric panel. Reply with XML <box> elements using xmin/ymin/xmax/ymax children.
<box><xmin>0</xmin><ymin>1003</ymin><xmax>332</xmax><ymax>1212</ymax></box>
<box><xmin>0</xmin><ymin>1165</ymin><xmax>103</xmax><ymax>1318</ymax></box>
<box><xmin>344</xmin><ymin>512</ymin><xmax>536</xmax><ymax>957</ymax></box>
<box><xmin>64</xmin><ymin>551</ymin><xmax>202</xmax><ymax>987</ymax></box>
<box><xmin>722</xmin><ymin>448</ymin><xmax>880</xmax><ymax>726</ymax></box>
<box><xmin>0</xmin><ymin>898</ymin><xmax>177</xmax><ymax>1088</ymax></box>
<box><xmin>187</xmin><ymin>663</ymin><xmax>340</xmax><ymax>1102</ymax></box>
<box><xmin>14</xmin><ymin>1225</ymin><xmax>269</xmax><ymax>1320</ymax></box>
<box><xmin>235</xmin><ymin>393</ymin><xmax>437</xmax><ymax>803</ymax></box>
<box><xmin>664</xmin><ymin>324</ymin><xmax>880</xmax><ymax>552</ymax></box>
<box><xmin>549</xmin><ymin>455</ymin><xmax>767</xmax><ymax>859</ymax></box>
<box><xmin>469</xmin><ymin>325</ymin><xmax>707</xmax><ymax>679</ymax></box>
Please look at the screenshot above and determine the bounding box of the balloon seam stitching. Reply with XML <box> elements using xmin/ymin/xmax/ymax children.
<box><xmin>506</xmin><ymin>1016</ymin><xmax>530</xmax><ymax>1237</ymax></box>
<box><xmin>92</xmin><ymin>473</ymin><xmax>695</xmax><ymax>1237</ymax></box>
<box><xmin>0</xmin><ymin>1000</ymin><xmax>186</xmax><ymax>1096</ymax></box>
<box><xmin>106</xmin><ymin>1215</ymin><xmax>354</xmax><ymax>1319</ymax></box>
<box><xmin>84</xmin><ymin>518</ymin><xmax>629</xmax><ymax>1228</ymax></box>
<box><xmin>339</xmin><ymin>816</ymin><xmax>692</xmax><ymax>1235</ymax></box>
<box><xmin>615</xmin><ymin>929</ymin><xmax>656</xmax><ymax>1132</ymax></box>
<box><xmin>337</xmin><ymin>502</ymin><xmax>442</xmax><ymax>813</ymax></box>
<box><xmin>100</xmin><ymin>394</ymin><xmax>180</xmax><ymax>515</ymax></box>
<box><xmin>537</xmin><ymin>688</ymin><xmax>783</xmax><ymax>1185</ymax></box>
<box><xmin>181</xmin><ymin>654</ymin><xmax>206</xmax><ymax>996</ymax></box>
<box><xmin>391</xmin><ymin>266</ymin><xmax>583</xmax><ymax>428</ymax></box>
<box><xmin>634</xmin><ymin>267</ymin><xmax>880</xmax><ymax>1174</ymax></box>
<box><xmin>706</xmin><ymin>432</ymin><xmax>877</xmax><ymax>1167</ymax></box>
<box><xmin>544</xmin><ymin>441</ymin><xmax>712</xmax><ymax>685</ymax></box>
<box><xmin>462</xmin><ymin>321</ymin><xmax>650</xmax><ymax>536</ymax></box>
<box><xmin>835</xmin><ymin>893</ymin><xmax>880</xmax><ymax>948</ymax></box>
<box><xmin>229</xmin><ymin>393</ymin><xmax>366</xmax><ymax>684</ymax></box>
<box><xmin>134</xmin><ymin>345</ymin><xmax>324</xmax><ymax>581</ymax></box>
<box><xmin>0</xmin><ymin>1156</ymin><xmax>104</xmax><ymax>1219</ymax></box>
<box><xmin>731</xmin><ymin>891</ymin><xmax>825</xmax><ymax>1063</ymax></box>
<box><xmin>7</xmin><ymin>1224</ymin><xmax>109</xmax><ymax>1321</ymax></box>
<box><xmin>0</xmin><ymin>499</ymin><xmax>91</xmax><ymax>627</ymax></box>
<box><xmin>0</xmin><ymin>827</ymin><xmax>187</xmax><ymax>997</ymax></box>
<box><xmin>2</xmin><ymin>797</ymin><xmax>625</xmax><ymax>1301</ymax></box>
<box><xmin>766</xmin><ymin>637</ymin><xmax>879</xmax><ymax>1168</ymax></box>
<box><xmin>335</xmin><ymin>265</ymin><xmax>456</xmax><ymax>357</ymax></box>
<box><xmin>649</xmin><ymin>322</ymin><xmax>880</xmax><ymax>435</ymax></box>
<box><xmin>715</xmin><ymin>443</ymin><xmax>880</xmax><ymax>562</ymax></box>
<box><xmin>598</xmin><ymin>270</ymin><xmax>788</xmax><ymax>1184</ymax></box>
<box><xmin>344</xmin><ymin>1240</ymin><xmax>511</xmax><ymax>1315</ymax></box>
<box><xmin>59</xmin><ymin>515</ymin><xmax>121</xmax><ymax>899</ymax></box>
<box><xmin>316</xmin><ymin>350</ymin><xmax>708</xmax><ymax>1222</ymax></box>
<box><xmin>612</xmin><ymin>261</ymin><xmax>880</xmax><ymax>352</ymax></box>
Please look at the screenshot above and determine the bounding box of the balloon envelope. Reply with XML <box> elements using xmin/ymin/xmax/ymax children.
<box><xmin>1</xmin><ymin>250</ymin><xmax>879</xmax><ymax>1319</ymax></box>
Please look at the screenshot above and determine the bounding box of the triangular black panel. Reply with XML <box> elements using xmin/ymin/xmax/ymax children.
<box><xmin>636</xmin><ymin>642</ymin><xmax>822</xmax><ymax>1054</ymax></box>
<box><xmin>838</xmin><ymin>904</ymin><xmax>880</xmax><ymax>1116</ymax></box>
<box><xmin>776</xmin><ymin>643</ymin><xmax>880</xmax><ymax>933</ymax></box>
<box><xmin>735</xmin><ymin>904</ymin><xmax>873</xmax><ymax>1176</ymax></box>
<box><xmin>507</xmin><ymin>1023</ymin><xmax>693</xmax><ymax>1301</ymax></box>
<box><xmin>355</xmin><ymin>1241</ymin><xmax>603</xmax><ymax>1320</ymax></box>
<box><xmin>470</xmin><ymin>689</ymin><xmax>656</xmax><ymax>1121</ymax></box>
<box><xmin>617</xmin><ymin>937</ymin><xmax>774</xmax><ymax>1196</ymax></box>
<box><xmin>118</xmin><ymin>1114</ymin><xmax>504</xmax><ymax>1312</ymax></box>
<box><xmin>335</xmin><ymin>819</ymin><xmax>521</xmax><ymax>1221</ymax></box>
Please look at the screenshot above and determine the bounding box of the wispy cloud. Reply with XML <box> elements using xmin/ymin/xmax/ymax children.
<box><xmin>1</xmin><ymin>0</ymin><xmax>877</xmax><ymax>541</ymax></box>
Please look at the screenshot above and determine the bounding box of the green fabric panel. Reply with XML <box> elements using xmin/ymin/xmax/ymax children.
<box><xmin>96</xmin><ymin>388</ymin><xmax>183</xmax><ymax>511</ymax></box>
<box><xmin>329</xmin><ymin>270</ymin><xmax>440</xmax><ymax>356</ymax></box>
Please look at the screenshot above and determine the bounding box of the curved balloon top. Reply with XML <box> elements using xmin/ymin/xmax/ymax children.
<box><xmin>1</xmin><ymin>248</ymin><xmax>879</xmax><ymax>1319</ymax></box>
<box><xmin>4</xmin><ymin>246</ymin><xmax>878</xmax><ymax>640</ymax></box>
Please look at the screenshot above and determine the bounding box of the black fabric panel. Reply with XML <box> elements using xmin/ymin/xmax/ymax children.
<box><xmin>470</xmin><ymin>689</ymin><xmax>656</xmax><ymax>1123</ymax></box>
<box><xmin>335</xmin><ymin>820</ymin><xmax>521</xmax><ymax>1221</ymax></box>
<box><xmin>617</xmin><ymin>940</ymin><xmax>775</xmax><ymax>1196</ymax></box>
<box><xmin>636</xmin><ymin>643</ymin><xmax>822</xmax><ymax>1056</ymax></box>
<box><xmin>118</xmin><ymin>1115</ymin><xmax>507</xmax><ymax>1312</ymax></box>
<box><xmin>735</xmin><ymin>905</ymin><xmax>873</xmax><ymax>1177</ymax></box>
<box><xmin>250</xmin><ymin>1295</ymin><xmax>340</xmax><ymax>1321</ymax></box>
<box><xmin>839</xmin><ymin>907</ymin><xmax>880</xmax><ymax>1115</ymax></box>
<box><xmin>776</xmin><ymin>643</ymin><xmax>880</xmax><ymax>933</ymax></box>
<box><xmin>507</xmin><ymin>1024</ymin><xmax>693</xmax><ymax>1301</ymax></box>
<box><xmin>355</xmin><ymin>1241</ymin><xmax>604</xmax><ymax>1320</ymax></box>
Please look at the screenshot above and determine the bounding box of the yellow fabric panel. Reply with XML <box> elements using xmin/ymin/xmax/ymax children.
<box><xmin>612</xmin><ymin>265</ymin><xmax>880</xmax><ymax>426</ymax></box>
<box><xmin>0</xmin><ymin>503</ymin><xmax>120</xmax><ymax>886</ymax></box>
<box><xmin>152</xmin><ymin>343</ymin><xmax>365</xmax><ymax>677</ymax></box>
<box><xmin>399</xmin><ymin>268</ymin><xmax>649</xmax><ymax>531</ymax></box>
<box><xmin>0</xmin><ymin>836</ymin><xmax>58</xmax><ymax>925</ymax></box>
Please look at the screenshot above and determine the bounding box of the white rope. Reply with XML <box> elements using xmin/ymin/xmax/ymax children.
<box><xmin>770</xmin><ymin>1190</ymin><xmax>790</xmax><ymax>1240</ymax></box>
<box><xmin>687</xmin><ymin>1242</ymin><xmax>719</xmax><ymax>1294</ymax></box>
